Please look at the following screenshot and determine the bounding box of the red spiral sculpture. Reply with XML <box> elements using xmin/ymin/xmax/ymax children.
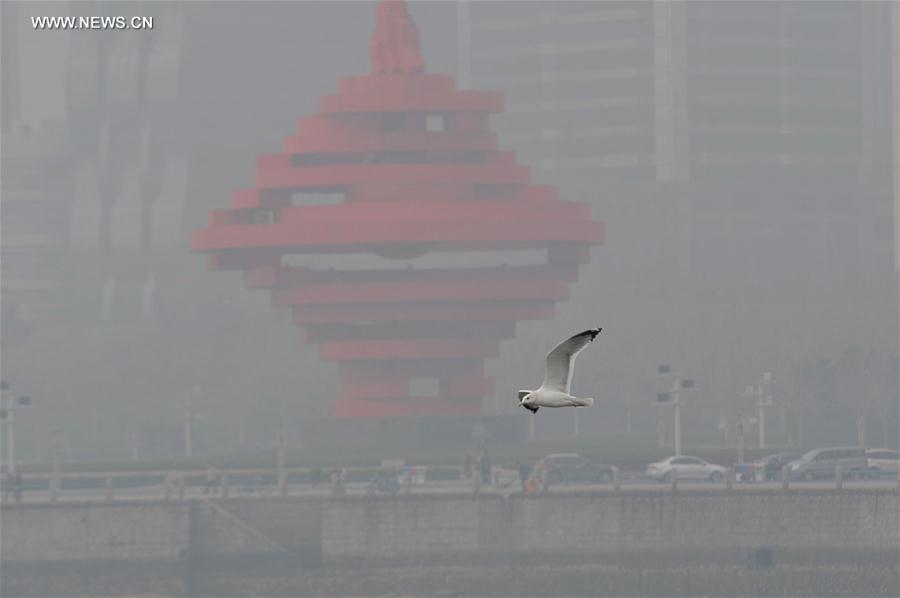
<box><xmin>191</xmin><ymin>0</ymin><xmax>603</xmax><ymax>418</ymax></box>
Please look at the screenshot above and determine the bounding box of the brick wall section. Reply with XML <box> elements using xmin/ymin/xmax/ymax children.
<box><xmin>2</xmin><ymin>490</ymin><xmax>897</xmax><ymax>565</ymax></box>
<box><xmin>319</xmin><ymin>490</ymin><xmax>899</xmax><ymax>563</ymax></box>
<box><xmin>1</xmin><ymin>502</ymin><xmax>190</xmax><ymax>562</ymax></box>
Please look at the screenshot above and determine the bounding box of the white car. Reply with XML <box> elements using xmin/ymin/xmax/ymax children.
<box><xmin>865</xmin><ymin>449</ymin><xmax>899</xmax><ymax>477</ymax></box>
<box><xmin>646</xmin><ymin>456</ymin><xmax>726</xmax><ymax>482</ymax></box>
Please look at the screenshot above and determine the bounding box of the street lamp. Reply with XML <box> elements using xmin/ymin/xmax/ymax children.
<box><xmin>1</xmin><ymin>382</ymin><xmax>34</xmax><ymax>475</ymax></box>
<box><xmin>742</xmin><ymin>373</ymin><xmax>774</xmax><ymax>449</ymax></box>
<box><xmin>757</xmin><ymin>372</ymin><xmax>773</xmax><ymax>449</ymax></box>
<box><xmin>183</xmin><ymin>386</ymin><xmax>201</xmax><ymax>460</ymax></box>
<box><xmin>655</xmin><ymin>366</ymin><xmax>696</xmax><ymax>457</ymax></box>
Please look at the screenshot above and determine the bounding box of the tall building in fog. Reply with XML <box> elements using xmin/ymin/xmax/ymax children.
<box><xmin>0</xmin><ymin>3</ymin><xmax>75</xmax><ymax>340</ymax></box>
<box><xmin>0</xmin><ymin>124</ymin><xmax>75</xmax><ymax>341</ymax></box>
<box><xmin>894</xmin><ymin>1</ymin><xmax>900</xmax><ymax>273</ymax></box>
<box><xmin>63</xmin><ymin>3</ymin><xmax>190</xmax><ymax>322</ymax></box>
<box><xmin>467</xmin><ymin>2</ymin><xmax>894</xmax><ymax>274</ymax></box>
<box><xmin>465</xmin><ymin>1</ymin><xmax>898</xmax><ymax>443</ymax></box>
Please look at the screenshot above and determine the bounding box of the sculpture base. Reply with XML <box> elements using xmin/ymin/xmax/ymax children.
<box><xmin>299</xmin><ymin>414</ymin><xmax>526</xmax><ymax>452</ymax></box>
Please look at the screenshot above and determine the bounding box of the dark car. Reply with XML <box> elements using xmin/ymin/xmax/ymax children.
<box><xmin>535</xmin><ymin>453</ymin><xmax>615</xmax><ymax>485</ymax></box>
<box><xmin>366</xmin><ymin>469</ymin><xmax>400</xmax><ymax>495</ymax></box>
<box><xmin>754</xmin><ymin>453</ymin><xmax>802</xmax><ymax>481</ymax></box>
<box><xmin>787</xmin><ymin>447</ymin><xmax>870</xmax><ymax>480</ymax></box>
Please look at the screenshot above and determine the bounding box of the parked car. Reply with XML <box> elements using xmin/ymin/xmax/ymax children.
<box><xmin>535</xmin><ymin>453</ymin><xmax>616</xmax><ymax>484</ymax></box>
<box><xmin>787</xmin><ymin>447</ymin><xmax>870</xmax><ymax>480</ymax></box>
<box><xmin>753</xmin><ymin>453</ymin><xmax>802</xmax><ymax>481</ymax></box>
<box><xmin>645</xmin><ymin>456</ymin><xmax>726</xmax><ymax>482</ymax></box>
<box><xmin>366</xmin><ymin>468</ymin><xmax>400</xmax><ymax>495</ymax></box>
<box><xmin>865</xmin><ymin>449</ymin><xmax>900</xmax><ymax>477</ymax></box>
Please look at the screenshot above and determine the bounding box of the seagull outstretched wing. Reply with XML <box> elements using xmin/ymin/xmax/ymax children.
<box><xmin>541</xmin><ymin>328</ymin><xmax>602</xmax><ymax>394</ymax></box>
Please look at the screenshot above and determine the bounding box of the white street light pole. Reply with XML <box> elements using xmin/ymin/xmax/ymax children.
<box><xmin>182</xmin><ymin>386</ymin><xmax>204</xmax><ymax>460</ymax></box>
<box><xmin>746</xmin><ymin>372</ymin><xmax>773</xmax><ymax>450</ymax></box>
<box><xmin>758</xmin><ymin>388</ymin><xmax>766</xmax><ymax>450</ymax></box>
<box><xmin>6</xmin><ymin>407</ymin><xmax>15</xmax><ymax>475</ymax></box>
<box><xmin>673</xmin><ymin>391</ymin><xmax>682</xmax><ymax>457</ymax></box>
<box><xmin>184</xmin><ymin>395</ymin><xmax>193</xmax><ymax>459</ymax></box>
<box><xmin>657</xmin><ymin>410</ymin><xmax>666</xmax><ymax>448</ymax></box>
<box><xmin>670</xmin><ymin>375</ymin><xmax>695</xmax><ymax>457</ymax></box>
<box><xmin>657</xmin><ymin>366</ymin><xmax>694</xmax><ymax>457</ymax></box>
<box><xmin>2</xmin><ymin>383</ymin><xmax>32</xmax><ymax>475</ymax></box>
<box><xmin>131</xmin><ymin>431</ymin><xmax>139</xmax><ymax>461</ymax></box>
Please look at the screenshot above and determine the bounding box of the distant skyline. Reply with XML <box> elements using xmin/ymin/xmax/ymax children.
<box><xmin>1</xmin><ymin>1</ymin><xmax>897</xmax><ymax>461</ymax></box>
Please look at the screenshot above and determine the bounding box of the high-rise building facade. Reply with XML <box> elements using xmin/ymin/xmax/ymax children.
<box><xmin>1</xmin><ymin>124</ymin><xmax>75</xmax><ymax>339</ymax></box>
<box><xmin>466</xmin><ymin>1</ymin><xmax>898</xmax><ymax>443</ymax></box>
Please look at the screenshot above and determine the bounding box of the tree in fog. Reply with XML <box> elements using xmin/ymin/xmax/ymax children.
<box><xmin>790</xmin><ymin>346</ymin><xmax>899</xmax><ymax>448</ymax></box>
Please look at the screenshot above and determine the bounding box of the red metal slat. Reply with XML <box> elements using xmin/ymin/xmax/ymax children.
<box><xmin>319</xmin><ymin>339</ymin><xmax>498</xmax><ymax>361</ymax></box>
<box><xmin>341</xmin><ymin>375</ymin><xmax>492</xmax><ymax>401</ymax></box>
<box><xmin>284</xmin><ymin>129</ymin><xmax>498</xmax><ymax>155</ymax></box>
<box><xmin>269</xmin><ymin>262</ymin><xmax>580</xmax><ymax>286</ymax></box>
<box><xmin>304</xmin><ymin>319</ymin><xmax>516</xmax><ymax>343</ymax></box>
<box><xmin>255</xmin><ymin>162</ymin><xmax>530</xmax><ymax>189</ymax></box>
<box><xmin>291</xmin><ymin>303</ymin><xmax>555</xmax><ymax>324</ymax></box>
<box><xmin>192</xmin><ymin>220</ymin><xmax>602</xmax><ymax>251</ymax></box>
<box><xmin>317</xmin><ymin>89</ymin><xmax>503</xmax><ymax>114</ymax></box>
<box><xmin>333</xmin><ymin>396</ymin><xmax>481</xmax><ymax>419</ymax></box>
<box><xmin>273</xmin><ymin>279</ymin><xmax>569</xmax><ymax>306</ymax></box>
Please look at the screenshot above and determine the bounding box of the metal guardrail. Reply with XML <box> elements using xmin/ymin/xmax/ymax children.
<box><xmin>2</xmin><ymin>463</ymin><xmax>897</xmax><ymax>504</ymax></box>
<box><xmin>1</xmin><ymin>464</ymin><xmax>463</xmax><ymax>500</ymax></box>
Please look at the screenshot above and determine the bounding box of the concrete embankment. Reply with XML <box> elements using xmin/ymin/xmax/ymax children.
<box><xmin>2</xmin><ymin>488</ymin><xmax>897</xmax><ymax>596</ymax></box>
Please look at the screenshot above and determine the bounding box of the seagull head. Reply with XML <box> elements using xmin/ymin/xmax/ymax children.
<box><xmin>519</xmin><ymin>392</ymin><xmax>534</xmax><ymax>406</ymax></box>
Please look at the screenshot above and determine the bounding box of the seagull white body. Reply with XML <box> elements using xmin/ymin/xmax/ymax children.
<box><xmin>518</xmin><ymin>327</ymin><xmax>602</xmax><ymax>413</ymax></box>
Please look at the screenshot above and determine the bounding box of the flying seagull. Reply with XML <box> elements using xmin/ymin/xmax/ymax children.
<box><xmin>518</xmin><ymin>327</ymin><xmax>602</xmax><ymax>414</ymax></box>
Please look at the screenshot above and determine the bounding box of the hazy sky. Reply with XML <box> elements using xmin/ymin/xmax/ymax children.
<box><xmin>1</xmin><ymin>1</ymin><xmax>897</xmax><ymax>461</ymax></box>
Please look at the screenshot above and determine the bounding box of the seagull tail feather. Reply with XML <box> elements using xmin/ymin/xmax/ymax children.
<box><xmin>572</xmin><ymin>397</ymin><xmax>594</xmax><ymax>407</ymax></box>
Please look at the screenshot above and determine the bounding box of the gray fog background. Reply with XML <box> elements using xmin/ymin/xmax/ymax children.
<box><xmin>1</xmin><ymin>0</ymin><xmax>898</xmax><ymax>462</ymax></box>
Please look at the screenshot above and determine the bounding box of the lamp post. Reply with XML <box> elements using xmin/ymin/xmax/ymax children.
<box><xmin>184</xmin><ymin>394</ymin><xmax>193</xmax><ymax>459</ymax></box>
<box><xmin>757</xmin><ymin>372</ymin><xmax>773</xmax><ymax>449</ymax></box>
<box><xmin>743</xmin><ymin>373</ymin><xmax>774</xmax><ymax>449</ymax></box>
<box><xmin>656</xmin><ymin>366</ymin><xmax>696</xmax><ymax>457</ymax></box>
<box><xmin>4</xmin><ymin>406</ymin><xmax>14</xmax><ymax>474</ymax></box>
<box><xmin>183</xmin><ymin>386</ymin><xmax>201</xmax><ymax>460</ymax></box>
<box><xmin>1</xmin><ymin>382</ymin><xmax>33</xmax><ymax>474</ymax></box>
